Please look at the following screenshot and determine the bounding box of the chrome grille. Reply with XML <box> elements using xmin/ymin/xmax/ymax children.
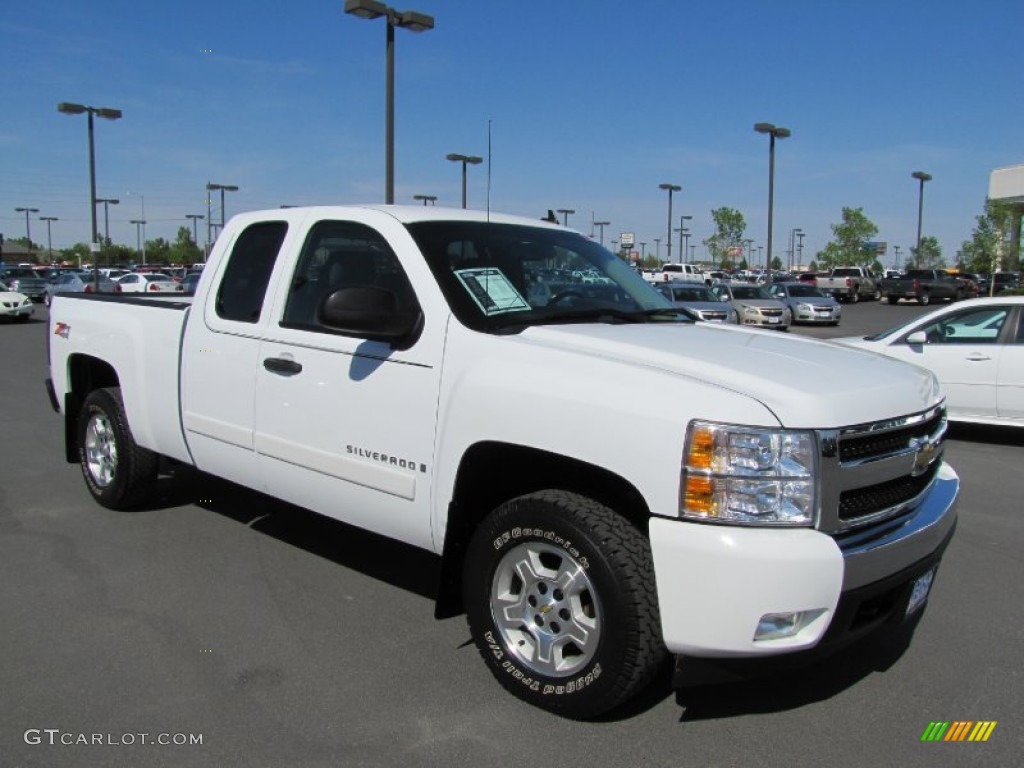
<box><xmin>817</xmin><ymin>405</ymin><xmax>947</xmax><ymax>534</ymax></box>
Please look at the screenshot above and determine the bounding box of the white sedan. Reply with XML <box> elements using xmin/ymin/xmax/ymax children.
<box><xmin>115</xmin><ymin>272</ymin><xmax>183</xmax><ymax>294</ymax></box>
<box><xmin>1</xmin><ymin>287</ymin><xmax>35</xmax><ymax>322</ymax></box>
<box><xmin>833</xmin><ymin>296</ymin><xmax>1024</xmax><ymax>428</ymax></box>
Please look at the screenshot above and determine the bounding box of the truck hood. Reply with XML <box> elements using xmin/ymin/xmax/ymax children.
<box><xmin>517</xmin><ymin>323</ymin><xmax>940</xmax><ymax>429</ymax></box>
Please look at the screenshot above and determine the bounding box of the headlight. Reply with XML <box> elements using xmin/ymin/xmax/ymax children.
<box><xmin>681</xmin><ymin>421</ymin><xmax>817</xmax><ymax>526</ymax></box>
<box><xmin>740</xmin><ymin>304</ymin><xmax>757</xmax><ymax>314</ymax></box>
<box><xmin>798</xmin><ymin>302</ymin><xmax>813</xmax><ymax>311</ymax></box>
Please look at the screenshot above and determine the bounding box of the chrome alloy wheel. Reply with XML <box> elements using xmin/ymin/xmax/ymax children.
<box><xmin>490</xmin><ymin>541</ymin><xmax>602</xmax><ymax>678</ymax></box>
<box><xmin>84</xmin><ymin>412</ymin><xmax>118</xmax><ymax>488</ymax></box>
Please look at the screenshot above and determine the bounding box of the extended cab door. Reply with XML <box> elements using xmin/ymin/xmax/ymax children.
<box><xmin>252</xmin><ymin>213</ymin><xmax>445</xmax><ymax>551</ymax></box>
<box><xmin>180</xmin><ymin>217</ymin><xmax>294</xmax><ymax>492</ymax></box>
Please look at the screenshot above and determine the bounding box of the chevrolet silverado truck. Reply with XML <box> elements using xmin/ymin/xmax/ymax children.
<box><xmin>644</xmin><ymin>262</ymin><xmax>714</xmax><ymax>285</ymax></box>
<box><xmin>879</xmin><ymin>269</ymin><xmax>968</xmax><ymax>305</ymax></box>
<box><xmin>46</xmin><ymin>205</ymin><xmax>958</xmax><ymax>719</ymax></box>
<box><xmin>817</xmin><ymin>266</ymin><xmax>881</xmax><ymax>303</ymax></box>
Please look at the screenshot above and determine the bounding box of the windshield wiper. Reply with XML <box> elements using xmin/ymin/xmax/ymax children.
<box><xmin>533</xmin><ymin>307</ymin><xmax>693</xmax><ymax>326</ymax></box>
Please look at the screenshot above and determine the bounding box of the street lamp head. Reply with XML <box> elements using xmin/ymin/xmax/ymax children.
<box><xmin>659</xmin><ymin>183</ymin><xmax>682</xmax><ymax>192</ymax></box>
<box><xmin>912</xmin><ymin>171</ymin><xmax>932</xmax><ymax>182</ymax></box>
<box><xmin>16</xmin><ymin>207</ymin><xmax>40</xmax><ymax>213</ymax></box>
<box><xmin>344</xmin><ymin>0</ymin><xmax>388</xmax><ymax>19</ymax></box>
<box><xmin>397</xmin><ymin>10</ymin><xmax>434</xmax><ymax>31</ymax></box>
<box><xmin>95</xmin><ymin>108</ymin><xmax>122</xmax><ymax>120</ymax></box>
<box><xmin>447</xmin><ymin>153</ymin><xmax>481</xmax><ymax>164</ymax></box>
<box><xmin>754</xmin><ymin>122</ymin><xmax>790</xmax><ymax>138</ymax></box>
<box><xmin>57</xmin><ymin>102</ymin><xmax>86</xmax><ymax>115</ymax></box>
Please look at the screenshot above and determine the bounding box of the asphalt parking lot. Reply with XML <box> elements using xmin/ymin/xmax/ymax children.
<box><xmin>2</xmin><ymin>301</ymin><xmax>1021</xmax><ymax>768</ymax></box>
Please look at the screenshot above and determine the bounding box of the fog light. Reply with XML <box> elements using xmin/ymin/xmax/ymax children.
<box><xmin>754</xmin><ymin>610</ymin><xmax>823</xmax><ymax>641</ymax></box>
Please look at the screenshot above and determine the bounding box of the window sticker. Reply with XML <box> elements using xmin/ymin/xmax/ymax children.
<box><xmin>455</xmin><ymin>268</ymin><xmax>531</xmax><ymax>315</ymax></box>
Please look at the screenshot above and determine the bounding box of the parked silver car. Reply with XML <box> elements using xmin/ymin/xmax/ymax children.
<box><xmin>655</xmin><ymin>280</ymin><xmax>739</xmax><ymax>323</ymax></box>
<box><xmin>44</xmin><ymin>271</ymin><xmax>122</xmax><ymax>306</ymax></box>
<box><xmin>712</xmin><ymin>282</ymin><xmax>791</xmax><ymax>330</ymax></box>
<box><xmin>0</xmin><ymin>267</ymin><xmax>49</xmax><ymax>302</ymax></box>
<box><xmin>768</xmin><ymin>282</ymin><xmax>842</xmax><ymax>326</ymax></box>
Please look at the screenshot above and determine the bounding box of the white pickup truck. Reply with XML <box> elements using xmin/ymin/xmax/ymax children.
<box><xmin>46</xmin><ymin>205</ymin><xmax>958</xmax><ymax>719</ymax></box>
<box><xmin>644</xmin><ymin>262</ymin><xmax>714</xmax><ymax>285</ymax></box>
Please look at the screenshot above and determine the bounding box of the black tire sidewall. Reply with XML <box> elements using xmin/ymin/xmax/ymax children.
<box><xmin>463</xmin><ymin>493</ymin><xmax>659</xmax><ymax>718</ymax></box>
<box><xmin>78</xmin><ymin>388</ymin><xmax>154</xmax><ymax>510</ymax></box>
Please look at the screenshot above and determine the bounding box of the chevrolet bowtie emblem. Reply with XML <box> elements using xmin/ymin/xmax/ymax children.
<box><xmin>910</xmin><ymin>436</ymin><xmax>939</xmax><ymax>477</ymax></box>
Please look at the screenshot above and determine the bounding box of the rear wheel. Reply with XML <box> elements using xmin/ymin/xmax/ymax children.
<box><xmin>463</xmin><ymin>490</ymin><xmax>667</xmax><ymax>720</ymax></box>
<box><xmin>78</xmin><ymin>387</ymin><xmax>158</xmax><ymax>510</ymax></box>
<box><xmin>886</xmin><ymin>295</ymin><xmax>899</xmax><ymax>305</ymax></box>
<box><xmin>918</xmin><ymin>292</ymin><xmax>931</xmax><ymax>306</ymax></box>
<box><xmin>849</xmin><ymin>291</ymin><xmax>860</xmax><ymax>304</ymax></box>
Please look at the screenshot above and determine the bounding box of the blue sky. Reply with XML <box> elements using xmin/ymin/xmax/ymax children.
<box><xmin>2</xmin><ymin>0</ymin><xmax>1021</xmax><ymax>267</ymax></box>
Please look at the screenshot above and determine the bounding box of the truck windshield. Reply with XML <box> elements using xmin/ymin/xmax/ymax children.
<box><xmin>405</xmin><ymin>221</ymin><xmax>684</xmax><ymax>333</ymax></box>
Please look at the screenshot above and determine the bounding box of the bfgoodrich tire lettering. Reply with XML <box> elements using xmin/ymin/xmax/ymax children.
<box><xmin>463</xmin><ymin>490</ymin><xmax>666</xmax><ymax>719</ymax></box>
<box><xmin>78</xmin><ymin>387</ymin><xmax>158</xmax><ymax>510</ymax></box>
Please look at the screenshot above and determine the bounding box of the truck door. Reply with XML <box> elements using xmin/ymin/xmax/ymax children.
<box><xmin>180</xmin><ymin>218</ymin><xmax>293</xmax><ymax>492</ymax></box>
<box><xmin>253</xmin><ymin>216</ymin><xmax>444</xmax><ymax>551</ymax></box>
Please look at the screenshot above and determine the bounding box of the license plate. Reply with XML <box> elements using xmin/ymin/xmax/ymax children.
<box><xmin>768</xmin><ymin>317</ymin><xmax>779</xmax><ymax>324</ymax></box>
<box><xmin>906</xmin><ymin>568</ymin><xmax>936</xmax><ymax>616</ymax></box>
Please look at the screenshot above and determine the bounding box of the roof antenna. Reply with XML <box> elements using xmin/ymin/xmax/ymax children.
<box><xmin>486</xmin><ymin>119</ymin><xmax>492</xmax><ymax>222</ymax></box>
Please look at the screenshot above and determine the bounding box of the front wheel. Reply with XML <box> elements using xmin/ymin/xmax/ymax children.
<box><xmin>463</xmin><ymin>490</ymin><xmax>667</xmax><ymax>720</ymax></box>
<box><xmin>886</xmin><ymin>295</ymin><xmax>899</xmax><ymax>305</ymax></box>
<box><xmin>78</xmin><ymin>387</ymin><xmax>158</xmax><ymax>510</ymax></box>
<box><xmin>918</xmin><ymin>292</ymin><xmax>931</xmax><ymax>306</ymax></box>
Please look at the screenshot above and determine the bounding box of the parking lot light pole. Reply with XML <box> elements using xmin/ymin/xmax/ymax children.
<box><xmin>789</xmin><ymin>227</ymin><xmax>803</xmax><ymax>270</ymax></box>
<box><xmin>556</xmin><ymin>208</ymin><xmax>575</xmax><ymax>227</ymax></box>
<box><xmin>95</xmin><ymin>198</ymin><xmax>119</xmax><ymax>250</ymax></box>
<box><xmin>206</xmin><ymin>183</ymin><xmax>239</xmax><ymax>239</ymax></box>
<box><xmin>446</xmin><ymin>154</ymin><xmax>482</xmax><ymax>208</ymax></box>
<box><xmin>345</xmin><ymin>0</ymin><xmax>435</xmax><ymax>205</ymax></box>
<box><xmin>413</xmin><ymin>194</ymin><xmax>437</xmax><ymax>206</ymax></box>
<box><xmin>754</xmin><ymin>122</ymin><xmax>791</xmax><ymax>281</ymax></box>
<box><xmin>130</xmin><ymin>219</ymin><xmax>146</xmax><ymax>262</ymax></box>
<box><xmin>15</xmin><ymin>207</ymin><xmax>39</xmax><ymax>260</ymax></box>
<box><xmin>676</xmin><ymin>214</ymin><xmax>692</xmax><ymax>262</ymax></box>
<box><xmin>659</xmin><ymin>183</ymin><xmax>681</xmax><ymax>264</ymax></box>
<box><xmin>912</xmin><ymin>171</ymin><xmax>932</xmax><ymax>259</ymax></box>
<box><xmin>186</xmin><ymin>214</ymin><xmax>205</xmax><ymax>259</ymax></box>
<box><xmin>593</xmin><ymin>220</ymin><xmax>610</xmax><ymax>246</ymax></box>
<box><xmin>57</xmin><ymin>102</ymin><xmax>122</xmax><ymax>286</ymax></box>
<box><xmin>39</xmin><ymin>216</ymin><xmax>58</xmax><ymax>262</ymax></box>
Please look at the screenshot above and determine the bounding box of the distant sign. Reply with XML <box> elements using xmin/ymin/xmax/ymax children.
<box><xmin>620</xmin><ymin>232</ymin><xmax>635</xmax><ymax>247</ymax></box>
<box><xmin>866</xmin><ymin>241</ymin><xmax>887</xmax><ymax>255</ymax></box>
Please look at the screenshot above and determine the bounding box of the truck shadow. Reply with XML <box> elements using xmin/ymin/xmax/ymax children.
<box><xmin>667</xmin><ymin>616</ymin><xmax>920</xmax><ymax>721</ymax></box>
<box><xmin>145</xmin><ymin>461</ymin><xmax>441</xmax><ymax>601</ymax></box>
<box><xmin>144</xmin><ymin>460</ymin><xmax>924</xmax><ymax>723</ymax></box>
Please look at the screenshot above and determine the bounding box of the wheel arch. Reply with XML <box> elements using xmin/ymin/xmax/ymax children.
<box><xmin>62</xmin><ymin>354</ymin><xmax>120</xmax><ymax>463</ymax></box>
<box><xmin>434</xmin><ymin>441</ymin><xmax>652</xmax><ymax>619</ymax></box>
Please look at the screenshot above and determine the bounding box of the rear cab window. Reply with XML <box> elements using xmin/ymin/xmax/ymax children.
<box><xmin>215</xmin><ymin>221</ymin><xmax>289</xmax><ymax>323</ymax></box>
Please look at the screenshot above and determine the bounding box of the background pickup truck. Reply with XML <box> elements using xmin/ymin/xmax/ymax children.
<box><xmin>879</xmin><ymin>269</ymin><xmax>967</xmax><ymax>305</ymax></box>
<box><xmin>644</xmin><ymin>262</ymin><xmax>713</xmax><ymax>284</ymax></box>
<box><xmin>817</xmin><ymin>267</ymin><xmax>880</xmax><ymax>303</ymax></box>
<box><xmin>46</xmin><ymin>205</ymin><xmax>958</xmax><ymax>720</ymax></box>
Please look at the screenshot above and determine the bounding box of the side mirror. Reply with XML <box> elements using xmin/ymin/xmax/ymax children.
<box><xmin>318</xmin><ymin>286</ymin><xmax>422</xmax><ymax>349</ymax></box>
<box><xmin>906</xmin><ymin>330</ymin><xmax>928</xmax><ymax>345</ymax></box>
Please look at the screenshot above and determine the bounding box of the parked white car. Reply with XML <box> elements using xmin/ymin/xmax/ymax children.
<box><xmin>833</xmin><ymin>296</ymin><xmax>1024</xmax><ymax>428</ymax></box>
<box><xmin>0</xmin><ymin>287</ymin><xmax>34</xmax><ymax>322</ymax></box>
<box><xmin>115</xmin><ymin>272</ymin><xmax>183</xmax><ymax>293</ymax></box>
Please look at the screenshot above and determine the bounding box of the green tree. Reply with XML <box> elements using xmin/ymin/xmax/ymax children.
<box><xmin>704</xmin><ymin>207</ymin><xmax>746</xmax><ymax>266</ymax></box>
<box><xmin>960</xmin><ymin>198</ymin><xmax>1018</xmax><ymax>274</ymax></box>
<box><xmin>816</xmin><ymin>207</ymin><xmax>879</xmax><ymax>269</ymax></box>
<box><xmin>145</xmin><ymin>238</ymin><xmax>171</xmax><ymax>264</ymax></box>
<box><xmin>909</xmin><ymin>236</ymin><xmax>944</xmax><ymax>269</ymax></box>
<box><xmin>168</xmin><ymin>226</ymin><xmax>202</xmax><ymax>265</ymax></box>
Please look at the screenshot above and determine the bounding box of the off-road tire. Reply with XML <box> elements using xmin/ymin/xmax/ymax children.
<box><xmin>78</xmin><ymin>387</ymin><xmax>158</xmax><ymax>510</ymax></box>
<box><xmin>463</xmin><ymin>490</ymin><xmax>667</xmax><ymax>720</ymax></box>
